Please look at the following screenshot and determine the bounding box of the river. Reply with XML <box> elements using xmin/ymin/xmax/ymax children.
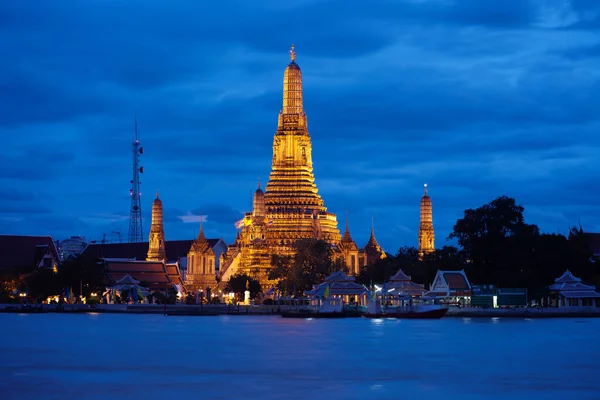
<box><xmin>2</xmin><ymin>314</ymin><xmax>599</xmax><ymax>399</ymax></box>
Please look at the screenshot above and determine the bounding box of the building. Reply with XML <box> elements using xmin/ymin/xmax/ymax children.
<box><xmin>384</xmin><ymin>269</ymin><xmax>425</xmax><ymax>298</ymax></box>
<box><xmin>56</xmin><ymin>236</ymin><xmax>88</xmax><ymax>260</ymax></box>
<box><xmin>0</xmin><ymin>235</ymin><xmax>60</xmax><ymax>274</ymax></box>
<box><xmin>548</xmin><ymin>270</ymin><xmax>600</xmax><ymax>308</ymax></box>
<box><xmin>471</xmin><ymin>285</ymin><xmax>528</xmax><ymax>308</ymax></box>
<box><xmin>103</xmin><ymin>259</ymin><xmax>183</xmax><ymax>295</ymax></box>
<box><xmin>219</xmin><ymin>46</ymin><xmax>385</xmax><ymax>286</ymax></box>
<box><xmin>418</xmin><ymin>184</ymin><xmax>435</xmax><ymax>258</ymax></box>
<box><xmin>305</xmin><ymin>270</ymin><xmax>369</xmax><ymax>306</ymax></box>
<box><xmin>185</xmin><ymin>220</ymin><xmax>229</xmax><ymax>292</ymax></box>
<box><xmin>425</xmin><ymin>269</ymin><xmax>472</xmax><ymax>306</ymax></box>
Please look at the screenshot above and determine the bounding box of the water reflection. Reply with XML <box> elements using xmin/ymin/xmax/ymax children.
<box><xmin>3</xmin><ymin>314</ymin><xmax>600</xmax><ymax>400</ymax></box>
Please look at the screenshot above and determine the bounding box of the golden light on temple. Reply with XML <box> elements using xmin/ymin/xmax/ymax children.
<box><xmin>147</xmin><ymin>190</ymin><xmax>166</xmax><ymax>261</ymax></box>
<box><xmin>214</xmin><ymin>45</ymin><xmax>387</xmax><ymax>287</ymax></box>
<box><xmin>418</xmin><ymin>184</ymin><xmax>435</xmax><ymax>258</ymax></box>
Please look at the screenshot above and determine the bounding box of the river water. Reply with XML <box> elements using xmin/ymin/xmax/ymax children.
<box><xmin>2</xmin><ymin>314</ymin><xmax>600</xmax><ymax>400</ymax></box>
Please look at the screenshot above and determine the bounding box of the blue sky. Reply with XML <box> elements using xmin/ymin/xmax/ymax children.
<box><xmin>1</xmin><ymin>0</ymin><xmax>599</xmax><ymax>253</ymax></box>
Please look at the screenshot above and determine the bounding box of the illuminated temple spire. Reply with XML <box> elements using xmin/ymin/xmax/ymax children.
<box><xmin>418</xmin><ymin>184</ymin><xmax>435</xmax><ymax>257</ymax></box>
<box><xmin>341</xmin><ymin>211</ymin><xmax>357</xmax><ymax>248</ymax></box>
<box><xmin>282</xmin><ymin>44</ymin><xmax>303</xmax><ymax>116</ymax></box>
<box><xmin>264</xmin><ymin>45</ymin><xmax>340</xmax><ymax>243</ymax></box>
<box><xmin>147</xmin><ymin>191</ymin><xmax>166</xmax><ymax>261</ymax></box>
<box><xmin>364</xmin><ymin>217</ymin><xmax>385</xmax><ymax>265</ymax></box>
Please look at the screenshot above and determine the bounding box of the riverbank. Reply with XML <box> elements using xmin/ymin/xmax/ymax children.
<box><xmin>446</xmin><ymin>307</ymin><xmax>600</xmax><ymax>318</ymax></box>
<box><xmin>3</xmin><ymin>303</ymin><xmax>600</xmax><ymax>318</ymax></box>
<box><xmin>0</xmin><ymin>303</ymin><xmax>289</xmax><ymax>315</ymax></box>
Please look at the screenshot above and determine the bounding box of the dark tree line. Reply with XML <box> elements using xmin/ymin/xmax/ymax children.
<box><xmin>358</xmin><ymin>196</ymin><xmax>599</xmax><ymax>300</ymax></box>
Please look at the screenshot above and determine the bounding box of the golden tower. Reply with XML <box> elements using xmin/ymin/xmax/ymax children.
<box><xmin>264</xmin><ymin>45</ymin><xmax>341</xmax><ymax>244</ymax></box>
<box><xmin>147</xmin><ymin>191</ymin><xmax>166</xmax><ymax>261</ymax></box>
<box><xmin>230</xmin><ymin>46</ymin><xmax>342</xmax><ymax>284</ymax></box>
<box><xmin>418</xmin><ymin>184</ymin><xmax>435</xmax><ymax>257</ymax></box>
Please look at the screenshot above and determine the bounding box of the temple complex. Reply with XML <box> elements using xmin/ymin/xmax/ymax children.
<box><xmin>147</xmin><ymin>192</ymin><xmax>166</xmax><ymax>261</ymax></box>
<box><xmin>219</xmin><ymin>46</ymin><xmax>385</xmax><ymax>287</ymax></box>
<box><xmin>418</xmin><ymin>184</ymin><xmax>435</xmax><ymax>258</ymax></box>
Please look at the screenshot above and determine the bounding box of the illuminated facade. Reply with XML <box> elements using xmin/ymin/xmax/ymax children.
<box><xmin>185</xmin><ymin>221</ymin><xmax>217</xmax><ymax>292</ymax></box>
<box><xmin>146</xmin><ymin>192</ymin><xmax>166</xmax><ymax>261</ymax></box>
<box><xmin>219</xmin><ymin>46</ymin><xmax>385</xmax><ymax>286</ymax></box>
<box><xmin>418</xmin><ymin>184</ymin><xmax>435</xmax><ymax>257</ymax></box>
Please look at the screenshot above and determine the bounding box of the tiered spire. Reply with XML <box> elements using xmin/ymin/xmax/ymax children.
<box><xmin>282</xmin><ymin>44</ymin><xmax>303</xmax><ymax>116</ymax></box>
<box><xmin>191</xmin><ymin>214</ymin><xmax>210</xmax><ymax>252</ymax></box>
<box><xmin>418</xmin><ymin>183</ymin><xmax>435</xmax><ymax>257</ymax></box>
<box><xmin>341</xmin><ymin>210</ymin><xmax>358</xmax><ymax>250</ymax></box>
<box><xmin>147</xmin><ymin>191</ymin><xmax>166</xmax><ymax>261</ymax></box>
<box><xmin>253</xmin><ymin>179</ymin><xmax>265</xmax><ymax>218</ymax></box>
<box><xmin>263</xmin><ymin>46</ymin><xmax>341</xmax><ymax>245</ymax></box>
<box><xmin>365</xmin><ymin>216</ymin><xmax>382</xmax><ymax>250</ymax></box>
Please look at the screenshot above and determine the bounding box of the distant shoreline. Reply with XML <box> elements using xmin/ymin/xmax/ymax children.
<box><xmin>2</xmin><ymin>304</ymin><xmax>600</xmax><ymax>318</ymax></box>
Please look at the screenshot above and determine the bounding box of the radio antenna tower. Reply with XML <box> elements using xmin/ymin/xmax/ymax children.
<box><xmin>128</xmin><ymin>116</ymin><xmax>144</xmax><ymax>243</ymax></box>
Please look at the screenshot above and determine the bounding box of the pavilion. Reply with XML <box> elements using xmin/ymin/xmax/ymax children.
<box><xmin>104</xmin><ymin>274</ymin><xmax>150</xmax><ymax>304</ymax></box>
<box><xmin>424</xmin><ymin>269</ymin><xmax>472</xmax><ymax>306</ymax></box>
<box><xmin>548</xmin><ymin>270</ymin><xmax>600</xmax><ymax>308</ymax></box>
<box><xmin>305</xmin><ymin>271</ymin><xmax>369</xmax><ymax>307</ymax></box>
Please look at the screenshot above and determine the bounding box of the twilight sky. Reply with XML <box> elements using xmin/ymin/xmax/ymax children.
<box><xmin>1</xmin><ymin>0</ymin><xmax>599</xmax><ymax>253</ymax></box>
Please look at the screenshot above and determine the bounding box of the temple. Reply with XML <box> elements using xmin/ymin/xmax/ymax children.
<box><xmin>147</xmin><ymin>191</ymin><xmax>166</xmax><ymax>261</ymax></box>
<box><xmin>418</xmin><ymin>184</ymin><xmax>435</xmax><ymax>258</ymax></box>
<box><xmin>185</xmin><ymin>219</ymin><xmax>219</xmax><ymax>292</ymax></box>
<box><xmin>218</xmin><ymin>46</ymin><xmax>385</xmax><ymax>287</ymax></box>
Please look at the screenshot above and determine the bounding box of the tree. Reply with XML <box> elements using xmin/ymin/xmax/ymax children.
<box><xmin>268</xmin><ymin>239</ymin><xmax>345</xmax><ymax>296</ymax></box>
<box><xmin>226</xmin><ymin>274</ymin><xmax>261</xmax><ymax>301</ymax></box>
<box><xmin>58</xmin><ymin>256</ymin><xmax>106</xmax><ymax>297</ymax></box>
<box><xmin>449</xmin><ymin>196</ymin><xmax>540</xmax><ymax>287</ymax></box>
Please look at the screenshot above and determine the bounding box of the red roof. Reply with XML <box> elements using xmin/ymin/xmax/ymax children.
<box><xmin>0</xmin><ymin>235</ymin><xmax>59</xmax><ymax>272</ymax></box>
<box><xmin>442</xmin><ymin>272</ymin><xmax>470</xmax><ymax>290</ymax></box>
<box><xmin>105</xmin><ymin>260</ymin><xmax>177</xmax><ymax>291</ymax></box>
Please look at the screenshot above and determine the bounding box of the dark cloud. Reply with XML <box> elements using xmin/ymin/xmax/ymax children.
<box><xmin>1</xmin><ymin>0</ymin><xmax>600</xmax><ymax>250</ymax></box>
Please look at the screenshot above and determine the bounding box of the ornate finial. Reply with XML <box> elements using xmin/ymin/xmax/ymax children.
<box><xmin>258</xmin><ymin>177</ymin><xmax>261</xmax><ymax>189</ymax></box>
<box><xmin>345</xmin><ymin>209</ymin><xmax>349</xmax><ymax>231</ymax></box>
<box><xmin>156</xmin><ymin>189</ymin><xmax>159</xmax><ymax>198</ymax></box>
<box><xmin>290</xmin><ymin>44</ymin><xmax>296</xmax><ymax>62</ymax></box>
<box><xmin>371</xmin><ymin>216</ymin><xmax>375</xmax><ymax>237</ymax></box>
<box><xmin>424</xmin><ymin>183</ymin><xmax>428</xmax><ymax>195</ymax></box>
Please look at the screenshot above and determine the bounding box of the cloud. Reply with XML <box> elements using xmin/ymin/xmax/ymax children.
<box><xmin>1</xmin><ymin>0</ymin><xmax>599</xmax><ymax>251</ymax></box>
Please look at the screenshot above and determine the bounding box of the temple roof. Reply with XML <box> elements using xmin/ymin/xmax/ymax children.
<box><xmin>104</xmin><ymin>260</ymin><xmax>178</xmax><ymax>291</ymax></box>
<box><xmin>441</xmin><ymin>271</ymin><xmax>471</xmax><ymax>290</ymax></box>
<box><xmin>305</xmin><ymin>280</ymin><xmax>367</xmax><ymax>297</ymax></box>
<box><xmin>340</xmin><ymin>215</ymin><xmax>358</xmax><ymax>250</ymax></box>
<box><xmin>0</xmin><ymin>235</ymin><xmax>60</xmax><ymax>272</ymax></box>
<box><xmin>549</xmin><ymin>270</ymin><xmax>596</xmax><ymax>292</ymax></box>
<box><xmin>389</xmin><ymin>269</ymin><xmax>412</xmax><ymax>282</ymax></box>
<box><xmin>115</xmin><ymin>274</ymin><xmax>140</xmax><ymax>285</ymax></box>
<box><xmin>324</xmin><ymin>270</ymin><xmax>356</xmax><ymax>282</ymax></box>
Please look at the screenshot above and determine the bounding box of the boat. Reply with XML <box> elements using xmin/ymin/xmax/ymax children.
<box><xmin>363</xmin><ymin>304</ymin><xmax>448</xmax><ymax>319</ymax></box>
